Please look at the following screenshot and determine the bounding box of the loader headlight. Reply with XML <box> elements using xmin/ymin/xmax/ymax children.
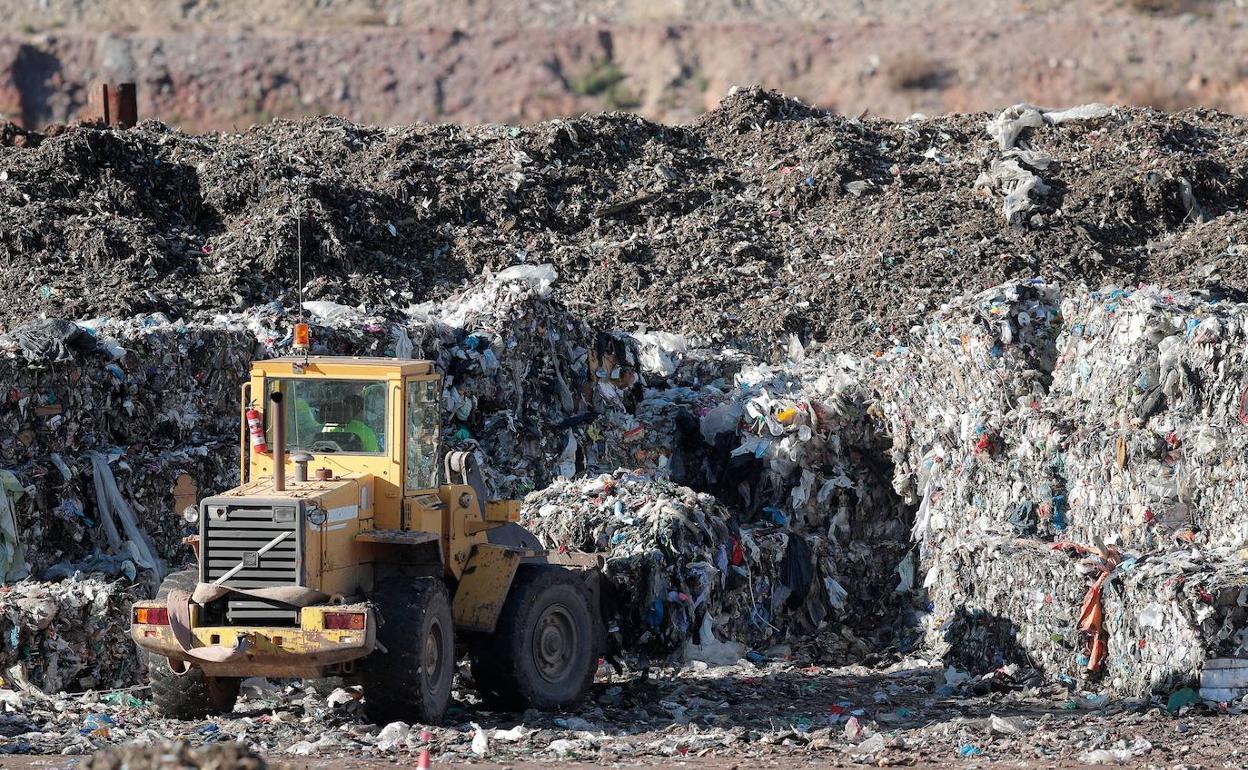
<box><xmin>274</xmin><ymin>505</ymin><xmax>297</xmax><ymax>523</ymax></box>
<box><xmin>183</xmin><ymin>506</ymin><xmax>200</xmax><ymax>524</ymax></box>
<box><xmin>307</xmin><ymin>507</ymin><xmax>327</xmax><ymax>526</ymax></box>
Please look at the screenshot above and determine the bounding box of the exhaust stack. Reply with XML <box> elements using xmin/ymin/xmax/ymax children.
<box><xmin>291</xmin><ymin>451</ymin><xmax>312</xmax><ymax>484</ymax></box>
<box><xmin>270</xmin><ymin>391</ymin><xmax>286</xmax><ymax>492</ymax></box>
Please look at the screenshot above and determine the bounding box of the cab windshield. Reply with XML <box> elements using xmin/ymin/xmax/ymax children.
<box><xmin>266</xmin><ymin>378</ymin><xmax>387</xmax><ymax>455</ymax></box>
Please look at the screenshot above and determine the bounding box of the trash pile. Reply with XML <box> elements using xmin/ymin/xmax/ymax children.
<box><xmin>1</xmin><ymin>92</ymin><xmax>1248</xmax><ymax>718</ymax></box>
<box><xmin>523</xmin><ymin>471</ymin><xmax>869</xmax><ymax>661</ymax></box>
<box><xmin>5</xmin><ymin>92</ymin><xmax>1248</xmax><ymax>354</ymax></box>
<box><xmin>521</xmin><ymin>344</ymin><xmax>918</xmax><ymax>662</ymax></box>
<box><xmin>0</xmin><ymin>573</ymin><xmax>144</xmax><ymax>693</ymax></box>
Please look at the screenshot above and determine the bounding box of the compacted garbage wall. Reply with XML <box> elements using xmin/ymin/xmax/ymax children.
<box><xmin>873</xmin><ymin>283</ymin><xmax>1248</xmax><ymax>697</ymax></box>
<box><xmin>10</xmin><ymin>272</ymin><xmax>1248</xmax><ymax>699</ymax></box>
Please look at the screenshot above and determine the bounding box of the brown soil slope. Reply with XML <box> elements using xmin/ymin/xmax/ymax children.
<box><xmin>2</xmin><ymin>90</ymin><xmax>1245</xmax><ymax>354</ymax></box>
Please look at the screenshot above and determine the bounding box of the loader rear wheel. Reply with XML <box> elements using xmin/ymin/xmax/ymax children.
<box><xmin>469</xmin><ymin>566</ymin><xmax>596</xmax><ymax>711</ymax></box>
<box><xmin>361</xmin><ymin>577</ymin><xmax>454</xmax><ymax>725</ymax></box>
<box><xmin>142</xmin><ymin>569</ymin><xmax>241</xmax><ymax>719</ymax></box>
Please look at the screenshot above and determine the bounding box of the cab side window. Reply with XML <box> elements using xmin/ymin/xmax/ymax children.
<box><xmin>405</xmin><ymin>379</ymin><xmax>440</xmax><ymax>490</ymax></box>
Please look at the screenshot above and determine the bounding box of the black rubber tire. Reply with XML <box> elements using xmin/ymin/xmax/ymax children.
<box><xmin>141</xmin><ymin>569</ymin><xmax>241</xmax><ymax>719</ymax></box>
<box><xmin>469</xmin><ymin>565</ymin><xmax>597</xmax><ymax>711</ymax></box>
<box><xmin>361</xmin><ymin>577</ymin><xmax>455</xmax><ymax>725</ymax></box>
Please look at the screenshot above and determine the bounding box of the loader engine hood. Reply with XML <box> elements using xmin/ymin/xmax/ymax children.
<box><xmin>219</xmin><ymin>475</ymin><xmax>364</xmax><ymax>505</ymax></box>
<box><xmin>199</xmin><ymin>475</ymin><xmax>374</xmax><ymax>624</ymax></box>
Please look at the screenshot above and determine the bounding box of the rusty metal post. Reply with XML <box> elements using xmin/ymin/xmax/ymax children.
<box><xmin>107</xmin><ymin>83</ymin><xmax>137</xmax><ymax>128</ymax></box>
<box><xmin>96</xmin><ymin>83</ymin><xmax>137</xmax><ymax>128</ymax></box>
<box><xmin>95</xmin><ymin>83</ymin><xmax>111</xmax><ymax>125</ymax></box>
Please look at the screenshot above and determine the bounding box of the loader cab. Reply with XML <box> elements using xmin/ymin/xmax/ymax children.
<box><xmin>243</xmin><ymin>357</ymin><xmax>443</xmax><ymax>529</ymax></box>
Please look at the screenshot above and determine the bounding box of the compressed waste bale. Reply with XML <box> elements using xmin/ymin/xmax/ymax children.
<box><xmin>871</xmin><ymin>281</ymin><xmax>1067</xmax><ymax>544</ymax></box>
<box><xmin>0</xmin><ymin>573</ymin><xmax>144</xmax><ymax>693</ymax></box>
<box><xmin>922</xmin><ymin>532</ymin><xmax>1248</xmax><ymax>696</ymax></box>
<box><xmin>1051</xmin><ymin>286</ymin><xmax>1248</xmax><ymax>550</ymax></box>
<box><xmin>1100</xmin><ymin>547</ymin><xmax>1248</xmax><ymax>696</ymax></box>
<box><xmin>409</xmin><ymin>266</ymin><xmax>641</xmax><ymax>498</ymax></box>
<box><xmin>0</xmin><ymin>317</ymin><xmax>252</xmax><ymax>582</ymax></box>
<box><xmin>681</xmin><ymin>352</ymin><xmax>906</xmax><ymax>540</ymax></box>
<box><xmin>922</xmin><ymin>535</ymin><xmax>1084</xmax><ymax>680</ymax></box>
<box><xmin>0</xmin><ymin>318</ymin><xmax>253</xmax><ymax>467</ymax></box>
<box><xmin>522</xmin><ymin>471</ymin><xmax>861</xmax><ymax>659</ymax></box>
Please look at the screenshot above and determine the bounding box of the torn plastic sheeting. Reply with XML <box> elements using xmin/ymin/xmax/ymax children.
<box><xmin>632</xmin><ymin>331</ymin><xmax>690</xmax><ymax>378</ymax></box>
<box><xmin>975</xmin><ymin>158</ymin><xmax>1051</xmax><ymax>224</ymax></box>
<box><xmin>985</xmin><ymin>103</ymin><xmax>1113</xmax><ymax>151</ymax></box>
<box><xmin>89</xmin><ymin>453</ymin><xmax>165</xmax><ymax>585</ymax></box>
<box><xmin>301</xmin><ymin>300</ymin><xmax>364</xmax><ymax>324</ymax></box>
<box><xmin>979</xmin><ymin>103</ymin><xmax>1112</xmax><ymax>224</ymax></box>
<box><xmin>493</xmin><ymin>263</ymin><xmax>559</xmax><ymax>296</ymax></box>
<box><xmin>0</xmin><ymin>470</ymin><xmax>30</xmax><ymax>582</ymax></box>
<box><xmin>0</xmin><ymin>319</ymin><xmax>97</xmax><ymax>364</ymax></box>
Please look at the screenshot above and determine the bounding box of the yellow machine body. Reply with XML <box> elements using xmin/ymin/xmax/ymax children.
<box><xmin>132</xmin><ymin>356</ymin><xmax>530</xmax><ymax>679</ymax></box>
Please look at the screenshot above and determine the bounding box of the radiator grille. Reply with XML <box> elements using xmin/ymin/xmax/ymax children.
<box><xmin>202</xmin><ymin>505</ymin><xmax>300</xmax><ymax>626</ymax></box>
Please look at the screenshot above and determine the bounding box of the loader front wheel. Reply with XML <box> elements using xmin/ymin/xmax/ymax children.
<box><xmin>361</xmin><ymin>577</ymin><xmax>454</xmax><ymax>724</ymax></box>
<box><xmin>143</xmin><ymin>569</ymin><xmax>241</xmax><ymax>719</ymax></box>
<box><xmin>469</xmin><ymin>566</ymin><xmax>596</xmax><ymax>711</ymax></box>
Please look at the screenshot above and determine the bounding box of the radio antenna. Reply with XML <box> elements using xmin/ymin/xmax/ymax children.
<box><xmin>297</xmin><ymin>208</ymin><xmax>304</xmax><ymax>320</ymax></box>
<box><xmin>292</xmin><ymin>203</ymin><xmax>311</xmax><ymax>365</ymax></box>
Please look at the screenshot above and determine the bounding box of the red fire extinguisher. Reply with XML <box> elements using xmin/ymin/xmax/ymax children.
<box><xmin>246</xmin><ymin>404</ymin><xmax>268</xmax><ymax>454</ymax></box>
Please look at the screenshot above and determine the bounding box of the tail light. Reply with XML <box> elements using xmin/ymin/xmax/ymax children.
<box><xmin>134</xmin><ymin>607</ymin><xmax>169</xmax><ymax>625</ymax></box>
<box><xmin>323</xmin><ymin>612</ymin><xmax>366</xmax><ymax>630</ymax></box>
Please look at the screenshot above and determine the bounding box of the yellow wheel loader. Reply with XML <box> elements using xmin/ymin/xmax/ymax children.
<box><xmin>130</xmin><ymin>356</ymin><xmax>603</xmax><ymax>723</ymax></box>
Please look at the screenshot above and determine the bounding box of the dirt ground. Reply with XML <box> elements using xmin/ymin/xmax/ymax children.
<box><xmin>3</xmin><ymin>661</ymin><xmax>1247</xmax><ymax>769</ymax></box>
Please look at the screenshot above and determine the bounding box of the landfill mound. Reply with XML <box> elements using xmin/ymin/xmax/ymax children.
<box><xmin>3</xmin><ymin>91</ymin><xmax>1248</xmax><ymax>354</ymax></box>
<box><xmin>4</xmin><ymin>96</ymin><xmax>1248</xmax><ymax>704</ymax></box>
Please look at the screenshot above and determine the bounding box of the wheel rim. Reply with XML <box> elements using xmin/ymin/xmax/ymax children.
<box><xmin>531</xmin><ymin>603</ymin><xmax>577</xmax><ymax>684</ymax></box>
<box><xmin>424</xmin><ymin>618</ymin><xmax>445</xmax><ymax>685</ymax></box>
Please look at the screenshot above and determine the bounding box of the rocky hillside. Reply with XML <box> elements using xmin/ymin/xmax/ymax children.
<box><xmin>0</xmin><ymin>1</ymin><xmax>1245</xmax><ymax>131</ymax></box>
